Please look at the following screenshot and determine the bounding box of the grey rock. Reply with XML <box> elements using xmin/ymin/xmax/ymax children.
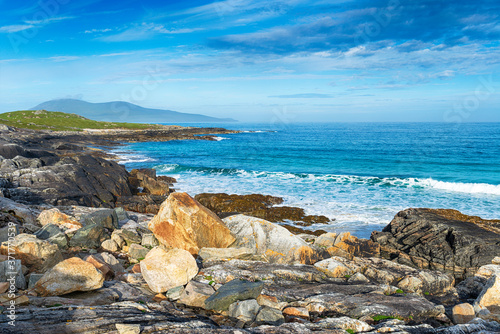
<box><xmin>47</xmin><ymin>233</ymin><xmax>69</xmax><ymax>249</ymax></box>
<box><xmin>128</xmin><ymin>244</ymin><xmax>150</xmax><ymax>260</ymax></box>
<box><xmin>35</xmin><ymin>224</ymin><xmax>62</xmax><ymax>240</ymax></box>
<box><xmin>205</xmin><ymin>279</ymin><xmax>264</xmax><ymax>311</ymax></box>
<box><xmin>70</xmin><ymin>223</ymin><xmax>108</xmax><ymax>248</ymax></box>
<box><xmin>114</xmin><ymin>207</ymin><xmax>130</xmax><ymax>223</ymax></box>
<box><xmin>255</xmin><ymin>306</ymin><xmax>285</xmax><ymax>326</ymax></box>
<box><xmin>228</xmin><ymin>299</ymin><xmax>261</xmax><ymax>323</ymax></box>
<box><xmin>82</xmin><ymin>209</ymin><xmax>118</xmax><ymax>230</ymax></box>
<box><xmin>0</xmin><ymin>259</ymin><xmax>26</xmax><ymax>289</ymax></box>
<box><xmin>165</xmin><ymin>285</ymin><xmax>185</xmax><ymax>301</ymax></box>
<box><xmin>141</xmin><ymin>233</ymin><xmax>159</xmax><ymax>248</ymax></box>
<box><xmin>178</xmin><ymin>281</ymin><xmax>214</xmax><ymax>308</ymax></box>
<box><xmin>0</xmin><ymin>224</ymin><xmax>18</xmax><ymax>243</ymax></box>
<box><xmin>28</xmin><ymin>273</ymin><xmax>44</xmax><ymax>289</ymax></box>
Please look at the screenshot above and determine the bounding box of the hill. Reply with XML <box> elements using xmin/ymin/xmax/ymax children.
<box><xmin>0</xmin><ymin>110</ymin><xmax>165</xmax><ymax>131</ymax></box>
<box><xmin>30</xmin><ymin>99</ymin><xmax>237</xmax><ymax>123</ymax></box>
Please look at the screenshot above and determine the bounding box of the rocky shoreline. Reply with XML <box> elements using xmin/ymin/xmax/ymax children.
<box><xmin>0</xmin><ymin>124</ymin><xmax>499</xmax><ymax>334</ymax></box>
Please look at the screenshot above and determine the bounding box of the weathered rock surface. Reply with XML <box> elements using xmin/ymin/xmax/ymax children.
<box><xmin>34</xmin><ymin>257</ymin><xmax>105</xmax><ymax>296</ymax></box>
<box><xmin>475</xmin><ymin>275</ymin><xmax>500</xmax><ymax>313</ymax></box>
<box><xmin>204</xmin><ymin>279</ymin><xmax>265</xmax><ymax>311</ymax></box>
<box><xmin>0</xmin><ymin>233</ymin><xmax>63</xmax><ymax>272</ymax></box>
<box><xmin>372</xmin><ymin>208</ymin><xmax>500</xmax><ymax>279</ymax></box>
<box><xmin>69</xmin><ymin>223</ymin><xmax>108</xmax><ymax>248</ymax></box>
<box><xmin>178</xmin><ymin>281</ymin><xmax>214</xmax><ymax>308</ymax></box>
<box><xmin>148</xmin><ymin>192</ymin><xmax>236</xmax><ymax>255</ymax></box>
<box><xmin>223</xmin><ymin>215</ymin><xmax>324</xmax><ymax>265</ymax></box>
<box><xmin>140</xmin><ymin>247</ymin><xmax>198</xmax><ymax>293</ymax></box>
<box><xmin>37</xmin><ymin>208</ymin><xmax>82</xmax><ymax>231</ymax></box>
<box><xmin>452</xmin><ymin>303</ymin><xmax>475</xmax><ymax>324</ymax></box>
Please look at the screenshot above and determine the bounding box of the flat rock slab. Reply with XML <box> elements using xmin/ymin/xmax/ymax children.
<box><xmin>205</xmin><ymin>279</ymin><xmax>265</xmax><ymax>311</ymax></box>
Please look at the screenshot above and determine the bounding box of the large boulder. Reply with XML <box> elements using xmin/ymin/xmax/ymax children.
<box><xmin>70</xmin><ymin>223</ymin><xmax>108</xmax><ymax>249</ymax></box>
<box><xmin>0</xmin><ymin>233</ymin><xmax>63</xmax><ymax>272</ymax></box>
<box><xmin>140</xmin><ymin>247</ymin><xmax>198</xmax><ymax>293</ymax></box>
<box><xmin>34</xmin><ymin>257</ymin><xmax>105</xmax><ymax>296</ymax></box>
<box><xmin>223</xmin><ymin>215</ymin><xmax>323</xmax><ymax>264</ymax></box>
<box><xmin>81</xmin><ymin>209</ymin><xmax>118</xmax><ymax>230</ymax></box>
<box><xmin>372</xmin><ymin>208</ymin><xmax>500</xmax><ymax>279</ymax></box>
<box><xmin>0</xmin><ymin>197</ymin><xmax>37</xmax><ymax>225</ymax></box>
<box><xmin>148</xmin><ymin>192</ymin><xmax>235</xmax><ymax>255</ymax></box>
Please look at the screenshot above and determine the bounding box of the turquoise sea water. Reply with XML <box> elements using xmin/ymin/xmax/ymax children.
<box><xmin>116</xmin><ymin>122</ymin><xmax>500</xmax><ymax>238</ymax></box>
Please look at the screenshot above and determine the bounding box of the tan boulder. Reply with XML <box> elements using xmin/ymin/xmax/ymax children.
<box><xmin>37</xmin><ymin>208</ymin><xmax>82</xmax><ymax>232</ymax></box>
<box><xmin>0</xmin><ymin>234</ymin><xmax>63</xmax><ymax>272</ymax></box>
<box><xmin>452</xmin><ymin>303</ymin><xmax>475</xmax><ymax>324</ymax></box>
<box><xmin>475</xmin><ymin>275</ymin><xmax>500</xmax><ymax>311</ymax></box>
<box><xmin>86</xmin><ymin>255</ymin><xmax>113</xmax><ymax>279</ymax></box>
<box><xmin>34</xmin><ymin>257</ymin><xmax>104</xmax><ymax>296</ymax></box>
<box><xmin>178</xmin><ymin>281</ymin><xmax>214</xmax><ymax>308</ymax></box>
<box><xmin>140</xmin><ymin>247</ymin><xmax>198</xmax><ymax>293</ymax></box>
<box><xmin>223</xmin><ymin>215</ymin><xmax>322</xmax><ymax>264</ymax></box>
<box><xmin>148</xmin><ymin>192</ymin><xmax>235</xmax><ymax>255</ymax></box>
<box><xmin>314</xmin><ymin>258</ymin><xmax>352</xmax><ymax>278</ymax></box>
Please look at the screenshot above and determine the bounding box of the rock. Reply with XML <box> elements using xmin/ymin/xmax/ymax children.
<box><xmin>111</xmin><ymin>230</ymin><xmax>126</xmax><ymax>248</ymax></box>
<box><xmin>204</xmin><ymin>279</ymin><xmax>265</xmax><ymax>311</ymax></box>
<box><xmin>475</xmin><ymin>275</ymin><xmax>500</xmax><ymax>312</ymax></box>
<box><xmin>148</xmin><ymin>192</ymin><xmax>236</xmax><ymax>255</ymax></box>
<box><xmin>0</xmin><ymin>224</ymin><xmax>18</xmax><ymax>243</ymax></box>
<box><xmin>47</xmin><ymin>232</ymin><xmax>69</xmax><ymax>249</ymax></box>
<box><xmin>69</xmin><ymin>223</ymin><xmax>108</xmax><ymax>249</ymax></box>
<box><xmin>314</xmin><ymin>258</ymin><xmax>352</xmax><ymax>278</ymax></box>
<box><xmin>128</xmin><ymin>244</ymin><xmax>150</xmax><ymax>259</ymax></box>
<box><xmin>492</xmin><ymin>257</ymin><xmax>500</xmax><ymax>265</ymax></box>
<box><xmin>0</xmin><ymin>197</ymin><xmax>37</xmax><ymax>225</ymax></box>
<box><xmin>314</xmin><ymin>232</ymin><xmax>337</xmax><ymax>248</ymax></box>
<box><xmin>228</xmin><ymin>299</ymin><xmax>261</xmax><ymax>323</ymax></box>
<box><xmin>34</xmin><ymin>223</ymin><xmax>62</xmax><ymax>240</ymax></box>
<box><xmin>194</xmin><ymin>193</ymin><xmax>330</xmax><ymax>224</ymax></box>
<box><xmin>0</xmin><ymin>233</ymin><xmax>63</xmax><ymax>272</ymax></box>
<box><xmin>96</xmin><ymin>252</ymin><xmax>125</xmax><ymax>275</ymax></box>
<box><xmin>129</xmin><ymin>168</ymin><xmax>170</xmax><ymax>196</ymax></box>
<box><xmin>0</xmin><ymin>259</ymin><xmax>26</xmax><ymax>289</ymax></box>
<box><xmin>223</xmin><ymin>215</ymin><xmax>322</xmax><ymax>265</ymax></box>
<box><xmin>116</xmin><ymin>229</ymin><xmax>141</xmax><ymax>246</ymax></box>
<box><xmin>101</xmin><ymin>239</ymin><xmax>119</xmax><ymax>252</ymax></box>
<box><xmin>452</xmin><ymin>303</ymin><xmax>475</xmax><ymax>324</ymax></box>
<box><xmin>34</xmin><ymin>257</ymin><xmax>104</xmax><ymax>296</ymax></box>
<box><xmin>283</xmin><ymin>307</ymin><xmax>310</xmax><ymax>319</ymax></box>
<box><xmin>37</xmin><ymin>208</ymin><xmax>82</xmax><ymax>231</ymax></box>
<box><xmin>315</xmin><ymin>316</ymin><xmax>374</xmax><ymax>332</ymax></box>
<box><xmin>199</xmin><ymin>247</ymin><xmax>260</xmax><ymax>262</ymax></box>
<box><xmin>28</xmin><ymin>273</ymin><xmax>44</xmax><ymax>289</ymax></box>
<box><xmin>255</xmin><ymin>306</ymin><xmax>285</xmax><ymax>326</ymax></box>
<box><xmin>348</xmin><ymin>272</ymin><xmax>370</xmax><ymax>284</ymax></box>
<box><xmin>0</xmin><ymin>282</ymin><xmax>8</xmax><ymax>294</ymax></box>
<box><xmin>318</xmin><ymin>232</ymin><xmax>380</xmax><ymax>259</ymax></box>
<box><xmin>86</xmin><ymin>255</ymin><xmax>114</xmax><ymax>279</ymax></box>
<box><xmin>115</xmin><ymin>323</ymin><xmax>141</xmax><ymax>334</ymax></box>
<box><xmin>141</xmin><ymin>233</ymin><xmax>159</xmax><ymax>248</ymax></box>
<box><xmin>165</xmin><ymin>285</ymin><xmax>185</xmax><ymax>301</ymax></box>
<box><xmin>113</xmin><ymin>207</ymin><xmax>130</xmax><ymax>222</ymax></box>
<box><xmin>372</xmin><ymin>208</ymin><xmax>500</xmax><ymax>279</ymax></box>
<box><xmin>140</xmin><ymin>247</ymin><xmax>198</xmax><ymax>293</ymax></box>
<box><xmin>178</xmin><ymin>281</ymin><xmax>214</xmax><ymax>308</ymax></box>
<box><xmin>256</xmin><ymin>295</ymin><xmax>288</xmax><ymax>311</ymax></box>
<box><xmin>81</xmin><ymin>209</ymin><xmax>119</xmax><ymax>230</ymax></box>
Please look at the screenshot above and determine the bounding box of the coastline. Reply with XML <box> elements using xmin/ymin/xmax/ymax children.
<box><xmin>0</xmin><ymin>124</ymin><xmax>499</xmax><ymax>333</ymax></box>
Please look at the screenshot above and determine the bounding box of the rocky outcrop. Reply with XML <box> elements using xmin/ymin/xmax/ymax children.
<box><xmin>148</xmin><ymin>192</ymin><xmax>236</xmax><ymax>255</ymax></box>
<box><xmin>371</xmin><ymin>208</ymin><xmax>500</xmax><ymax>279</ymax></box>
<box><xmin>223</xmin><ymin>215</ymin><xmax>323</xmax><ymax>264</ymax></box>
<box><xmin>195</xmin><ymin>193</ymin><xmax>331</xmax><ymax>225</ymax></box>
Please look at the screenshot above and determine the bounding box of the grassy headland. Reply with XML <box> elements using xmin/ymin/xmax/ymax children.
<box><xmin>0</xmin><ymin>110</ymin><xmax>163</xmax><ymax>131</ymax></box>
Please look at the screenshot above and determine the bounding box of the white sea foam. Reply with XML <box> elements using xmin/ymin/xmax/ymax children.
<box><xmin>212</xmin><ymin>136</ymin><xmax>230</xmax><ymax>141</ymax></box>
<box><xmin>417</xmin><ymin>178</ymin><xmax>500</xmax><ymax>195</ymax></box>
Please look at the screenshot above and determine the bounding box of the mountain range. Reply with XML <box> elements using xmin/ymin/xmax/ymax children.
<box><xmin>31</xmin><ymin>99</ymin><xmax>237</xmax><ymax>123</ymax></box>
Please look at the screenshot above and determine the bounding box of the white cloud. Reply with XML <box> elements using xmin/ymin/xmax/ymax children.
<box><xmin>0</xmin><ymin>24</ymin><xmax>34</xmax><ymax>33</ymax></box>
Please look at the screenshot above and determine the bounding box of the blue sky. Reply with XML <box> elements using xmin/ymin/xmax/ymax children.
<box><xmin>0</xmin><ymin>0</ymin><xmax>499</xmax><ymax>122</ymax></box>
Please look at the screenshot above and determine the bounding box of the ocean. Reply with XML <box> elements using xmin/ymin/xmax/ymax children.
<box><xmin>115</xmin><ymin>122</ymin><xmax>500</xmax><ymax>239</ymax></box>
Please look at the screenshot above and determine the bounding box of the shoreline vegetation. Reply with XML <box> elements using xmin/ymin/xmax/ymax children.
<box><xmin>0</xmin><ymin>113</ymin><xmax>499</xmax><ymax>333</ymax></box>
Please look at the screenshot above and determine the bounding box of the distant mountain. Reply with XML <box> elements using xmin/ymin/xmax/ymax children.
<box><xmin>31</xmin><ymin>99</ymin><xmax>237</xmax><ymax>123</ymax></box>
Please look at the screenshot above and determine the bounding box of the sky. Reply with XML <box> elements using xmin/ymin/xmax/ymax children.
<box><xmin>0</xmin><ymin>0</ymin><xmax>499</xmax><ymax>122</ymax></box>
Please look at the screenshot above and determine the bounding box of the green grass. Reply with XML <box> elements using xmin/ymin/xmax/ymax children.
<box><xmin>0</xmin><ymin>110</ymin><xmax>161</xmax><ymax>131</ymax></box>
<box><xmin>371</xmin><ymin>315</ymin><xmax>404</xmax><ymax>322</ymax></box>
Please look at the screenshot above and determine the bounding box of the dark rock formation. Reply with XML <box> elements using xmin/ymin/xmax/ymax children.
<box><xmin>195</xmin><ymin>193</ymin><xmax>331</xmax><ymax>225</ymax></box>
<box><xmin>371</xmin><ymin>208</ymin><xmax>500</xmax><ymax>280</ymax></box>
